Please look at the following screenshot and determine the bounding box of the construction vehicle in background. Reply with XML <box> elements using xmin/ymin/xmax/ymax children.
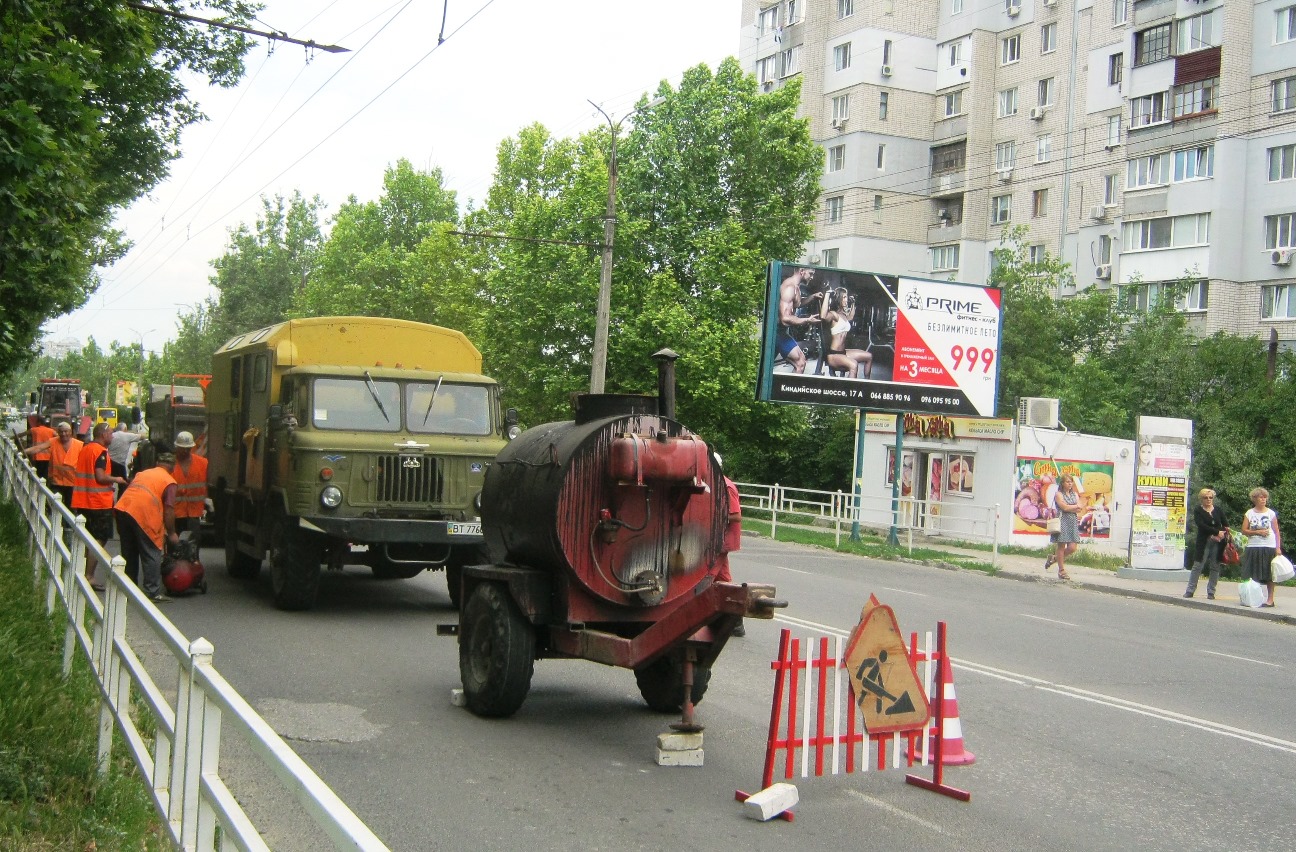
<box><xmin>206</xmin><ymin>317</ymin><xmax>518</xmax><ymax>611</ymax></box>
<box><xmin>27</xmin><ymin>378</ymin><xmax>92</xmax><ymax>437</ymax></box>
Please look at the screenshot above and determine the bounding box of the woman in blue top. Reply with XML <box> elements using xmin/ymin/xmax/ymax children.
<box><xmin>1241</xmin><ymin>486</ymin><xmax>1280</xmax><ymax>607</ymax></box>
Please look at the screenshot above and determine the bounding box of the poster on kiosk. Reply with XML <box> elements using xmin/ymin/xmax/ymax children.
<box><xmin>1129</xmin><ymin>416</ymin><xmax>1192</xmax><ymax>571</ymax></box>
<box><xmin>756</xmin><ymin>261</ymin><xmax>1002</xmax><ymax>418</ymax></box>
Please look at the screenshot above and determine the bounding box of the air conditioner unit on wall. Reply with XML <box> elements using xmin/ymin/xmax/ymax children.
<box><xmin>831</xmin><ymin>117</ymin><xmax>847</xmax><ymax>129</ymax></box>
<box><xmin>1029</xmin><ymin>106</ymin><xmax>1046</xmax><ymax>120</ymax></box>
<box><xmin>1091</xmin><ymin>205</ymin><xmax>1108</xmax><ymax>220</ymax></box>
<box><xmin>1007</xmin><ymin>5</ymin><xmax>1021</xmax><ymax>18</ymax></box>
<box><xmin>1043</xmin><ymin>0</ymin><xmax>1057</xmax><ymax>7</ymax></box>
<box><xmin>1095</xmin><ymin>264</ymin><xmax>1112</xmax><ymax>280</ymax></box>
<box><xmin>1272</xmin><ymin>248</ymin><xmax>1293</xmax><ymax>266</ymax></box>
<box><xmin>881</xmin><ymin>64</ymin><xmax>893</xmax><ymax>77</ymax></box>
<box><xmin>1017</xmin><ymin>397</ymin><xmax>1060</xmax><ymax>429</ymax></box>
<box><xmin>996</xmin><ymin>168</ymin><xmax>1013</xmax><ymax>183</ymax></box>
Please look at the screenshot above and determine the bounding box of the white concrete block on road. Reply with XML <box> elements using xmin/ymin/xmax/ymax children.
<box><xmin>450</xmin><ymin>688</ymin><xmax>466</xmax><ymax>707</ymax></box>
<box><xmin>742</xmin><ymin>783</ymin><xmax>798</xmax><ymax>821</ymax></box>
<box><xmin>655</xmin><ymin>745</ymin><xmax>705</xmax><ymax>766</ymax></box>
<box><xmin>656</xmin><ymin>732</ymin><xmax>704</xmax><ymax>751</ymax></box>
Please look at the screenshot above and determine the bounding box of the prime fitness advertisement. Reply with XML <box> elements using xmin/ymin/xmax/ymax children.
<box><xmin>756</xmin><ymin>261</ymin><xmax>1002</xmax><ymax>417</ymax></box>
<box><xmin>1013</xmin><ymin>456</ymin><xmax>1116</xmax><ymax>539</ymax></box>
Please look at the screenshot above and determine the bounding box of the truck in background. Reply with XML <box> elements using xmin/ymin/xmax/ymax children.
<box><xmin>207</xmin><ymin>316</ymin><xmax>518</xmax><ymax>611</ymax></box>
<box><xmin>138</xmin><ymin>375</ymin><xmax>210</xmax><ymax>456</ymax></box>
<box><xmin>27</xmin><ymin>379</ymin><xmax>92</xmax><ymax>437</ymax></box>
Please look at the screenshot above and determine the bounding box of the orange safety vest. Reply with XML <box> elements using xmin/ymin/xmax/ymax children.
<box><xmin>116</xmin><ymin>467</ymin><xmax>176</xmax><ymax>549</ymax></box>
<box><xmin>29</xmin><ymin>425</ymin><xmax>55</xmax><ymax>460</ymax></box>
<box><xmin>72</xmin><ymin>443</ymin><xmax>114</xmax><ymax>510</ymax></box>
<box><xmin>171</xmin><ymin>455</ymin><xmax>208</xmax><ymax>519</ymax></box>
<box><xmin>49</xmin><ymin>438</ymin><xmax>84</xmax><ymax>487</ymax></box>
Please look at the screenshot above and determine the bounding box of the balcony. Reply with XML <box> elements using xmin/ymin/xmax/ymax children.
<box><xmin>929</xmin><ymin>170</ymin><xmax>966</xmax><ymax>196</ymax></box>
<box><xmin>929</xmin><ymin>220</ymin><xmax>964</xmax><ymax>243</ymax></box>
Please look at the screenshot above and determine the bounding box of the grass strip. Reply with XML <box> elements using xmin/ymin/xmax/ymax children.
<box><xmin>0</xmin><ymin>501</ymin><xmax>166</xmax><ymax>850</ymax></box>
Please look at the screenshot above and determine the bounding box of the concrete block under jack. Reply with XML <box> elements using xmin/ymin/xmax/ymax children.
<box><xmin>449</xmin><ymin>688</ymin><xmax>466</xmax><ymax>707</ymax></box>
<box><xmin>742</xmin><ymin>783</ymin><xmax>799</xmax><ymax>821</ymax></box>
<box><xmin>655</xmin><ymin>730</ymin><xmax>704</xmax><ymax>766</ymax></box>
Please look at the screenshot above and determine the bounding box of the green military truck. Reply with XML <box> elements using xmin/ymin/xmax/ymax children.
<box><xmin>208</xmin><ymin>317</ymin><xmax>517</xmax><ymax>611</ymax></box>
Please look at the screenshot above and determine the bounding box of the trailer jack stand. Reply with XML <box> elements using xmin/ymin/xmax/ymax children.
<box><xmin>670</xmin><ymin>648</ymin><xmax>704</xmax><ymax>733</ymax></box>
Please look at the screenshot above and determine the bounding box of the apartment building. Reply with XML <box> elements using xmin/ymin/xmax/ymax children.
<box><xmin>739</xmin><ymin>0</ymin><xmax>1296</xmax><ymax>344</ymax></box>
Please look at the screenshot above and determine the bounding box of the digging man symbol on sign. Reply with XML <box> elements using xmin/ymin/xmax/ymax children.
<box><xmin>842</xmin><ymin>596</ymin><xmax>930</xmax><ymax>734</ymax></box>
<box><xmin>853</xmin><ymin>649</ymin><xmax>919</xmax><ymax>718</ymax></box>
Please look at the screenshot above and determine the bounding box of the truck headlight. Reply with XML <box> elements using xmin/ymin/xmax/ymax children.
<box><xmin>320</xmin><ymin>485</ymin><xmax>343</xmax><ymax>509</ymax></box>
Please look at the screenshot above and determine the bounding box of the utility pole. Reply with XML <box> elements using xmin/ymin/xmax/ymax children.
<box><xmin>587</xmin><ymin>96</ymin><xmax>665</xmax><ymax>394</ymax></box>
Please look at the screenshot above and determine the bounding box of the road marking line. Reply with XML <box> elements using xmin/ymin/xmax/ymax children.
<box><xmin>1019</xmin><ymin>613</ymin><xmax>1078</xmax><ymax>627</ymax></box>
<box><xmin>775</xmin><ymin>614</ymin><xmax>849</xmax><ymax>636</ymax></box>
<box><xmin>1201</xmin><ymin>650</ymin><xmax>1282</xmax><ymax>668</ymax></box>
<box><xmin>844</xmin><ymin>790</ymin><xmax>946</xmax><ymax>834</ymax></box>
<box><xmin>878</xmin><ymin>586</ymin><xmax>928</xmax><ymax>597</ymax></box>
<box><xmin>775</xmin><ymin>565</ymin><xmax>814</xmax><ymax>575</ymax></box>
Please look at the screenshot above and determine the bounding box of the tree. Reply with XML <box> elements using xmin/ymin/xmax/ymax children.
<box><xmin>0</xmin><ymin>1</ymin><xmax>256</xmax><ymax>375</ymax></box>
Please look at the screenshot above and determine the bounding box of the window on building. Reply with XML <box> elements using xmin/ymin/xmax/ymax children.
<box><xmin>832</xmin><ymin>94</ymin><xmax>850</xmax><ymax>123</ymax></box>
<box><xmin>1024</xmin><ymin>245</ymin><xmax>1043</xmax><ymax>266</ymax></box>
<box><xmin>1127</xmin><ymin>153</ymin><xmax>1169</xmax><ymax>189</ymax></box>
<box><xmin>931</xmin><ymin>142</ymin><xmax>966</xmax><ymax>173</ymax></box>
<box><xmin>780</xmin><ymin>45</ymin><xmax>802</xmax><ymax>77</ymax></box>
<box><xmin>999</xmin><ymin>87</ymin><xmax>1019</xmax><ymax>118</ymax></box>
<box><xmin>991</xmin><ymin>194</ymin><xmax>1012</xmax><ymax>225</ymax></box>
<box><xmin>1274</xmin><ymin>76</ymin><xmax>1296</xmax><ymax>113</ymax></box>
<box><xmin>879</xmin><ymin>91</ymin><xmax>889</xmax><ymax>120</ymax></box>
<box><xmin>883</xmin><ymin>39</ymin><xmax>893</xmax><ymax>66</ymax></box>
<box><xmin>1103</xmin><ymin>173</ymin><xmax>1119</xmax><ymax>205</ymax></box>
<box><xmin>1037</xmin><ymin>134</ymin><xmax>1052</xmax><ymax>163</ymax></box>
<box><xmin>1175</xmin><ymin>9</ymin><xmax>1220</xmax><ymax>55</ymax></box>
<box><xmin>1123</xmin><ymin>213</ymin><xmax>1210</xmax><ymax>251</ymax></box>
<box><xmin>1264</xmin><ymin>284</ymin><xmax>1296</xmax><ymax>319</ymax></box>
<box><xmin>758</xmin><ymin>55</ymin><xmax>778</xmax><ymax>84</ymax></box>
<box><xmin>877</xmin><ymin>144</ymin><xmax>886</xmax><ymax>169</ymax></box>
<box><xmin>1032</xmin><ymin>188</ymin><xmax>1049</xmax><ymax>218</ymax></box>
<box><xmin>1270</xmin><ymin>144</ymin><xmax>1296</xmax><ymax>182</ymax></box>
<box><xmin>1109</xmin><ymin>53</ymin><xmax>1124</xmax><ymax>87</ymax></box>
<box><xmin>1131</xmin><ymin>92</ymin><xmax>1168</xmax><ymax>128</ymax></box>
<box><xmin>952</xmin><ymin>0</ymin><xmax>964</xmax><ymax>14</ymax></box>
<box><xmin>1280</xmin><ymin>6</ymin><xmax>1296</xmax><ymax>43</ymax></box>
<box><xmin>1179</xmin><ymin>280</ymin><xmax>1209</xmax><ymax>312</ymax></box>
<box><xmin>1041</xmin><ymin>23</ymin><xmax>1057</xmax><ymax>54</ymax></box>
<box><xmin>826</xmin><ymin>195</ymin><xmax>844</xmax><ymax>224</ymax></box>
<box><xmin>1114</xmin><ymin>0</ymin><xmax>1127</xmax><ymax>26</ymax></box>
<box><xmin>874</xmin><ymin>194</ymin><xmax>883</xmax><ymax>211</ymax></box>
<box><xmin>995</xmin><ymin>141</ymin><xmax>1017</xmax><ymax>171</ymax></box>
<box><xmin>758</xmin><ymin>5</ymin><xmax>779</xmax><ymax>35</ymax></box>
<box><xmin>1098</xmin><ymin>234</ymin><xmax>1113</xmax><ymax>264</ymax></box>
<box><xmin>838</xmin><ymin>0</ymin><xmax>854</xmax><ymax>18</ymax></box>
<box><xmin>1006</xmin><ymin>0</ymin><xmax>1021</xmax><ymax>14</ymax></box>
<box><xmin>834</xmin><ymin>42</ymin><xmax>852</xmax><ymax>71</ymax></box>
<box><xmin>1265</xmin><ymin>213</ymin><xmax>1296</xmax><ymax>249</ymax></box>
<box><xmin>828</xmin><ymin>144</ymin><xmax>846</xmax><ymax>172</ymax></box>
<box><xmin>1173</xmin><ymin>145</ymin><xmax>1214</xmax><ymax>181</ymax></box>
<box><xmin>947</xmin><ymin>40</ymin><xmax>964</xmax><ymax>66</ymax></box>
<box><xmin>1108</xmin><ymin>115</ymin><xmax>1122</xmax><ymax>147</ymax></box>
<box><xmin>931</xmin><ymin>244</ymin><xmax>961</xmax><ymax>271</ymax></box>
<box><xmin>822</xmin><ymin>248</ymin><xmax>840</xmax><ymax>267</ymax></box>
<box><xmin>1002</xmin><ymin>34</ymin><xmax>1021</xmax><ymax>65</ymax></box>
<box><xmin>1124</xmin><ymin>281</ymin><xmax>1208</xmax><ymax>313</ymax></box>
<box><xmin>1133</xmin><ymin>24</ymin><xmax>1171</xmax><ymax>66</ymax></box>
<box><xmin>944</xmin><ymin>90</ymin><xmax>964</xmax><ymax>117</ymax></box>
<box><xmin>785</xmin><ymin>0</ymin><xmax>802</xmax><ymax>25</ymax></box>
<box><xmin>1173</xmin><ymin>78</ymin><xmax>1217</xmax><ymax>118</ymax></box>
<box><xmin>1038</xmin><ymin>77</ymin><xmax>1056</xmax><ymax>107</ymax></box>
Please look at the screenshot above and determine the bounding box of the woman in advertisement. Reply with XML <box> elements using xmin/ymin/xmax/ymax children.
<box><xmin>819</xmin><ymin>287</ymin><xmax>873</xmax><ymax>379</ymax></box>
<box><xmin>1043</xmin><ymin>473</ymin><xmax>1082</xmax><ymax>580</ymax></box>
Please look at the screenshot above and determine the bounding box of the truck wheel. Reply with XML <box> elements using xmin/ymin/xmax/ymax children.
<box><xmin>459</xmin><ymin>582</ymin><xmax>534</xmax><ymax>717</ymax></box>
<box><xmin>269</xmin><ymin>515</ymin><xmax>323</xmax><ymax>611</ymax></box>
<box><xmin>223</xmin><ymin>500</ymin><xmax>262</xmax><ymax>580</ymax></box>
<box><xmin>634</xmin><ymin>656</ymin><xmax>711</xmax><ymax>713</ymax></box>
<box><xmin>445</xmin><ymin>544</ymin><xmax>486</xmax><ymax>609</ymax></box>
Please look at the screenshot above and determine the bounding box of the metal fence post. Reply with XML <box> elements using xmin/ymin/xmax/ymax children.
<box><xmin>772</xmin><ymin>483</ymin><xmax>780</xmax><ymax>540</ymax></box>
<box><xmin>171</xmin><ymin>638</ymin><xmax>216</xmax><ymax>848</ymax></box>
<box><xmin>62</xmin><ymin>516</ymin><xmax>89</xmax><ymax>676</ymax></box>
<box><xmin>97</xmin><ymin>560</ymin><xmax>129</xmax><ymax>777</ymax></box>
<box><xmin>992</xmin><ymin>503</ymin><xmax>1001</xmax><ymax>569</ymax></box>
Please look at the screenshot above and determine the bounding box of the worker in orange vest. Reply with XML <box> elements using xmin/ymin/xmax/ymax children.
<box><xmin>72</xmin><ymin>422</ymin><xmax>128</xmax><ymax>591</ymax></box>
<box><xmin>115</xmin><ymin>453</ymin><xmax>180</xmax><ymax>603</ymax></box>
<box><xmin>171</xmin><ymin>431</ymin><xmax>208</xmax><ymax>538</ymax></box>
<box><xmin>27</xmin><ymin>421</ymin><xmax>82</xmax><ymax>509</ymax></box>
<box><xmin>23</xmin><ymin>416</ymin><xmax>57</xmax><ymax>481</ymax></box>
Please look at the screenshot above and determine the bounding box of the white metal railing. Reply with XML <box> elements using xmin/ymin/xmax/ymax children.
<box><xmin>0</xmin><ymin>437</ymin><xmax>389</xmax><ymax>851</ymax></box>
<box><xmin>734</xmin><ymin>481</ymin><xmax>1000</xmax><ymax>567</ymax></box>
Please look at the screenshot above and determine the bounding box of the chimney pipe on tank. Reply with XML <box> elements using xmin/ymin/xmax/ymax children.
<box><xmin>652</xmin><ymin>348</ymin><xmax>679</xmax><ymax>422</ymax></box>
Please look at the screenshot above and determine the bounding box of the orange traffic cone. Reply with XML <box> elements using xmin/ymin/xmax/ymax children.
<box><xmin>928</xmin><ymin>654</ymin><xmax>975</xmax><ymax>765</ymax></box>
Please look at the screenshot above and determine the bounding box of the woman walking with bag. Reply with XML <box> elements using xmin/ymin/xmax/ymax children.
<box><xmin>1185</xmin><ymin>488</ymin><xmax>1228</xmax><ymax>599</ymax></box>
<box><xmin>1241</xmin><ymin>487</ymin><xmax>1280</xmax><ymax>607</ymax></box>
<box><xmin>1043</xmin><ymin>473</ymin><xmax>1082</xmax><ymax>580</ymax></box>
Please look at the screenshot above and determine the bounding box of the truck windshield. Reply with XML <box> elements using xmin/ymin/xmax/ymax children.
<box><xmin>312</xmin><ymin>378</ymin><xmax>402</xmax><ymax>432</ymax></box>
<box><xmin>405</xmin><ymin>382</ymin><xmax>492</xmax><ymax>436</ymax></box>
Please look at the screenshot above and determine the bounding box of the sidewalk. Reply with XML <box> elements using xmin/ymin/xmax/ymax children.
<box><xmin>916</xmin><ymin>543</ymin><xmax>1295</xmax><ymax>626</ymax></box>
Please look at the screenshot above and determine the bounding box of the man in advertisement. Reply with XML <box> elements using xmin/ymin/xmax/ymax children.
<box><xmin>776</xmin><ymin>266</ymin><xmax>824</xmax><ymax>373</ymax></box>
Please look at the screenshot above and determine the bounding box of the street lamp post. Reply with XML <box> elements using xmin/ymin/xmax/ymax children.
<box><xmin>587</xmin><ymin>96</ymin><xmax>665</xmax><ymax>394</ymax></box>
<box><xmin>129</xmin><ymin>328</ymin><xmax>154</xmax><ymax>410</ymax></box>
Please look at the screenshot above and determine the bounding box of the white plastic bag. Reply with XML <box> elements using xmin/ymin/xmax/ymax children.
<box><xmin>1272</xmin><ymin>554</ymin><xmax>1295</xmax><ymax>584</ymax></box>
<box><xmin>1239</xmin><ymin>579</ymin><xmax>1268</xmax><ymax>608</ymax></box>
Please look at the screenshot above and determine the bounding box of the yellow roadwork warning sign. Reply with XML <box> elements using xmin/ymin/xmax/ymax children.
<box><xmin>842</xmin><ymin>596</ymin><xmax>930</xmax><ymax>734</ymax></box>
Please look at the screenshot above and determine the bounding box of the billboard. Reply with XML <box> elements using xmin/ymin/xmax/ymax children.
<box><xmin>756</xmin><ymin>262</ymin><xmax>1002</xmax><ymax>417</ymax></box>
<box><xmin>1013</xmin><ymin>456</ymin><xmax>1116</xmax><ymax>539</ymax></box>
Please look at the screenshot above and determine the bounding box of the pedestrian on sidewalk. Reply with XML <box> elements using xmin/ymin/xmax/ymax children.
<box><xmin>1185</xmin><ymin>488</ymin><xmax>1228</xmax><ymax>599</ymax></box>
<box><xmin>1241</xmin><ymin>487</ymin><xmax>1280</xmax><ymax>608</ymax></box>
<box><xmin>1044</xmin><ymin>473</ymin><xmax>1081</xmax><ymax>580</ymax></box>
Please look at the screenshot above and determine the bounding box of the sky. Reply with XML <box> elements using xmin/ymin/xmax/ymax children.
<box><xmin>45</xmin><ymin>0</ymin><xmax>743</xmax><ymax>355</ymax></box>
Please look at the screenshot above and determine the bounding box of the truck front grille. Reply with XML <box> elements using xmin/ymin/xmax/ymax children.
<box><xmin>375</xmin><ymin>454</ymin><xmax>443</xmax><ymax>503</ymax></box>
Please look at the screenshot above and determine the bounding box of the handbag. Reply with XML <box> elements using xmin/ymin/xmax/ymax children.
<box><xmin>1045</xmin><ymin>517</ymin><xmax>1061</xmax><ymax>533</ymax></box>
<box><xmin>1221</xmin><ymin>534</ymin><xmax>1240</xmax><ymax>566</ymax></box>
<box><xmin>1272</xmin><ymin>553</ymin><xmax>1295</xmax><ymax>583</ymax></box>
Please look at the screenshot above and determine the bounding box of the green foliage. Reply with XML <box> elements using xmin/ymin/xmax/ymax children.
<box><xmin>0</xmin><ymin>0</ymin><xmax>257</xmax><ymax>376</ymax></box>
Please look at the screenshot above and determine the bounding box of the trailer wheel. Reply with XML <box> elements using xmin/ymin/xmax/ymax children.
<box><xmin>459</xmin><ymin>582</ymin><xmax>534</xmax><ymax>717</ymax></box>
<box><xmin>634</xmin><ymin>656</ymin><xmax>711</xmax><ymax>713</ymax></box>
<box><xmin>223</xmin><ymin>499</ymin><xmax>262</xmax><ymax>580</ymax></box>
<box><xmin>269</xmin><ymin>514</ymin><xmax>323</xmax><ymax>611</ymax></box>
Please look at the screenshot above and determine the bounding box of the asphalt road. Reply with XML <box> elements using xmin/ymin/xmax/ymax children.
<box><xmin>152</xmin><ymin>536</ymin><xmax>1296</xmax><ymax>851</ymax></box>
